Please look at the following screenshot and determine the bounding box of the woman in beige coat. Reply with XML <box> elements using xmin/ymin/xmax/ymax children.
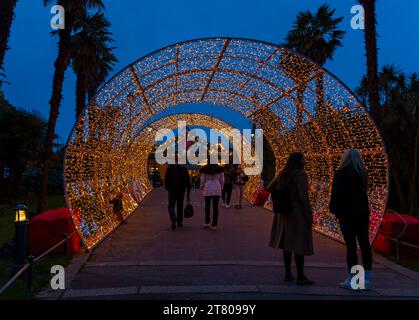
<box><xmin>268</xmin><ymin>152</ymin><xmax>314</xmax><ymax>285</ymax></box>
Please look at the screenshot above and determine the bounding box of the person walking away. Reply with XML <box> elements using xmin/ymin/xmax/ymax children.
<box><xmin>222</xmin><ymin>164</ymin><xmax>235</xmax><ymax>208</ymax></box>
<box><xmin>164</xmin><ymin>164</ymin><xmax>191</xmax><ymax>230</ymax></box>
<box><xmin>109</xmin><ymin>192</ymin><xmax>127</xmax><ymax>224</ymax></box>
<box><xmin>329</xmin><ymin>149</ymin><xmax>372</xmax><ymax>290</ymax></box>
<box><xmin>232</xmin><ymin>165</ymin><xmax>248</xmax><ymax>209</ymax></box>
<box><xmin>268</xmin><ymin>152</ymin><xmax>314</xmax><ymax>285</ymax></box>
<box><xmin>200</xmin><ymin>163</ymin><xmax>224</xmax><ymax>230</ymax></box>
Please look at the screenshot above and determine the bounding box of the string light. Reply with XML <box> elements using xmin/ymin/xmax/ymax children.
<box><xmin>65</xmin><ymin>38</ymin><xmax>388</xmax><ymax>249</ymax></box>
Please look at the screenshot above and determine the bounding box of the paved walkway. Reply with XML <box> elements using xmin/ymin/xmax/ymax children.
<box><xmin>40</xmin><ymin>189</ymin><xmax>419</xmax><ymax>300</ymax></box>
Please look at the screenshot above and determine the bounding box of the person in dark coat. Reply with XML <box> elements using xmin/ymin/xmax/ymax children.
<box><xmin>268</xmin><ymin>152</ymin><xmax>314</xmax><ymax>285</ymax></box>
<box><xmin>232</xmin><ymin>165</ymin><xmax>248</xmax><ymax>209</ymax></box>
<box><xmin>164</xmin><ymin>164</ymin><xmax>191</xmax><ymax>230</ymax></box>
<box><xmin>221</xmin><ymin>164</ymin><xmax>235</xmax><ymax>208</ymax></box>
<box><xmin>329</xmin><ymin>149</ymin><xmax>372</xmax><ymax>290</ymax></box>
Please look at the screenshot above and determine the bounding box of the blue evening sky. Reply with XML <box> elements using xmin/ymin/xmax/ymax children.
<box><xmin>3</xmin><ymin>0</ymin><xmax>419</xmax><ymax>142</ymax></box>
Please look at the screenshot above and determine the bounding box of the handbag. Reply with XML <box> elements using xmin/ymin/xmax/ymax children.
<box><xmin>271</xmin><ymin>184</ymin><xmax>293</xmax><ymax>215</ymax></box>
<box><xmin>184</xmin><ymin>202</ymin><xmax>194</xmax><ymax>218</ymax></box>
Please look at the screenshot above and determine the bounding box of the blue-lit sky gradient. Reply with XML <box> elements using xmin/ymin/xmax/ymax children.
<box><xmin>3</xmin><ymin>0</ymin><xmax>419</xmax><ymax>141</ymax></box>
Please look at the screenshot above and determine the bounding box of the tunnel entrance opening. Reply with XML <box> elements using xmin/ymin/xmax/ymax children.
<box><xmin>64</xmin><ymin>38</ymin><xmax>388</xmax><ymax>250</ymax></box>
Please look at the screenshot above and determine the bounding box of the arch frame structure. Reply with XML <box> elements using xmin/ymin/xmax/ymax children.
<box><xmin>64</xmin><ymin>37</ymin><xmax>389</xmax><ymax>250</ymax></box>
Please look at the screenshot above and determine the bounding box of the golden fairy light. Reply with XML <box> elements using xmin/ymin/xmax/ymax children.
<box><xmin>64</xmin><ymin>38</ymin><xmax>388</xmax><ymax>250</ymax></box>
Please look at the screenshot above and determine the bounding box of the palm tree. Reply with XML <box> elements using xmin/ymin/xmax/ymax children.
<box><xmin>0</xmin><ymin>0</ymin><xmax>18</xmax><ymax>83</ymax></box>
<box><xmin>87</xmin><ymin>45</ymin><xmax>118</xmax><ymax>102</ymax></box>
<box><xmin>284</xmin><ymin>4</ymin><xmax>345</xmax><ymax>118</ymax></box>
<box><xmin>38</xmin><ymin>0</ymin><xmax>104</xmax><ymax>214</ymax></box>
<box><xmin>381</xmin><ymin>73</ymin><xmax>419</xmax><ymax>216</ymax></box>
<box><xmin>357</xmin><ymin>65</ymin><xmax>419</xmax><ymax>216</ymax></box>
<box><xmin>0</xmin><ymin>0</ymin><xmax>18</xmax><ymax>69</ymax></box>
<box><xmin>356</xmin><ymin>64</ymin><xmax>403</xmax><ymax>106</ymax></box>
<box><xmin>379</xmin><ymin>65</ymin><xmax>405</xmax><ymax>104</ymax></box>
<box><xmin>278</xmin><ymin>52</ymin><xmax>313</xmax><ymax>126</ymax></box>
<box><xmin>71</xmin><ymin>12</ymin><xmax>117</xmax><ymax>118</ymax></box>
<box><xmin>359</xmin><ymin>0</ymin><xmax>380</xmax><ymax>125</ymax></box>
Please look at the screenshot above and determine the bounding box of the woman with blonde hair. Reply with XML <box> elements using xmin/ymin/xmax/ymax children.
<box><xmin>329</xmin><ymin>149</ymin><xmax>372</xmax><ymax>290</ymax></box>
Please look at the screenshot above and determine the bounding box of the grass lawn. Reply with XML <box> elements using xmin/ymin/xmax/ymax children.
<box><xmin>0</xmin><ymin>194</ymin><xmax>69</xmax><ymax>300</ymax></box>
<box><xmin>385</xmin><ymin>255</ymin><xmax>419</xmax><ymax>273</ymax></box>
<box><xmin>0</xmin><ymin>254</ymin><xmax>69</xmax><ymax>300</ymax></box>
<box><xmin>399</xmin><ymin>259</ymin><xmax>419</xmax><ymax>272</ymax></box>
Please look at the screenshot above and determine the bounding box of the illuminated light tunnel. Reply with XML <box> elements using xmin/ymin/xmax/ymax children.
<box><xmin>64</xmin><ymin>38</ymin><xmax>388</xmax><ymax>250</ymax></box>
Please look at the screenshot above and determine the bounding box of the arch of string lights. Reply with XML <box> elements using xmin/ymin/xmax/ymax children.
<box><xmin>65</xmin><ymin>38</ymin><xmax>388</xmax><ymax>250</ymax></box>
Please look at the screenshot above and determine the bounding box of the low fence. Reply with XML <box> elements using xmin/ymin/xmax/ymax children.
<box><xmin>0</xmin><ymin>231</ymin><xmax>76</xmax><ymax>296</ymax></box>
<box><xmin>378</xmin><ymin>210</ymin><xmax>419</xmax><ymax>263</ymax></box>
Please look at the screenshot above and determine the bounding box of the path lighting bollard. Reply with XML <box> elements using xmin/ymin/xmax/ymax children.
<box><xmin>12</xmin><ymin>204</ymin><xmax>29</xmax><ymax>275</ymax></box>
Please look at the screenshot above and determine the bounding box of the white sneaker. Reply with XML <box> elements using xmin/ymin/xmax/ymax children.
<box><xmin>203</xmin><ymin>223</ymin><xmax>211</xmax><ymax>228</ymax></box>
<box><xmin>225</xmin><ymin>204</ymin><xmax>231</xmax><ymax>209</ymax></box>
<box><xmin>221</xmin><ymin>202</ymin><xmax>226</xmax><ymax>208</ymax></box>
<box><xmin>210</xmin><ymin>226</ymin><xmax>218</xmax><ymax>230</ymax></box>
<box><xmin>363</xmin><ymin>270</ymin><xmax>372</xmax><ymax>290</ymax></box>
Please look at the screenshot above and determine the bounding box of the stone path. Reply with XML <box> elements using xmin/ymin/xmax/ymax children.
<box><xmin>39</xmin><ymin>189</ymin><xmax>419</xmax><ymax>300</ymax></box>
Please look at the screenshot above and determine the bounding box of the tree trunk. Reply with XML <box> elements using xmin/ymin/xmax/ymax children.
<box><xmin>12</xmin><ymin>166</ymin><xmax>25</xmax><ymax>198</ymax></box>
<box><xmin>37</xmin><ymin>27</ymin><xmax>73</xmax><ymax>214</ymax></box>
<box><xmin>407</xmin><ymin>126</ymin><xmax>419</xmax><ymax>216</ymax></box>
<box><xmin>88</xmin><ymin>85</ymin><xmax>97</xmax><ymax>104</ymax></box>
<box><xmin>76</xmin><ymin>70</ymin><xmax>87</xmax><ymax>119</ymax></box>
<box><xmin>0</xmin><ymin>0</ymin><xmax>17</xmax><ymax>71</ymax></box>
<box><xmin>7</xmin><ymin>167</ymin><xmax>13</xmax><ymax>200</ymax></box>
<box><xmin>360</xmin><ymin>0</ymin><xmax>381</xmax><ymax>125</ymax></box>
<box><xmin>297</xmin><ymin>85</ymin><xmax>305</xmax><ymax>126</ymax></box>
<box><xmin>74</xmin><ymin>71</ymin><xmax>88</xmax><ymax>144</ymax></box>
<box><xmin>315</xmin><ymin>73</ymin><xmax>325</xmax><ymax>116</ymax></box>
<box><xmin>0</xmin><ymin>159</ymin><xmax>4</xmax><ymax>198</ymax></box>
<box><xmin>391</xmin><ymin>151</ymin><xmax>408</xmax><ymax>212</ymax></box>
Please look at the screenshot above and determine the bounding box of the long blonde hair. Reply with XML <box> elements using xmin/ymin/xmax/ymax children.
<box><xmin>339</xmin><ymin>149</ymin><xmax>368</xmax><ymax>190</ymax></box>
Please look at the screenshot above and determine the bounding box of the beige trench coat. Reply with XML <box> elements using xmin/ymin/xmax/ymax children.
<box><xmin>268</xmin><ymin>169</ymin><xmax>314</xmax><ymax>256</ymax></box>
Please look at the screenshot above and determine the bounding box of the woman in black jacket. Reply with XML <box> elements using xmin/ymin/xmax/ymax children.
<box><xmin>329</xmin><ymin>149</ymin><xmax>372</xmax><ymax>290</ymax></box>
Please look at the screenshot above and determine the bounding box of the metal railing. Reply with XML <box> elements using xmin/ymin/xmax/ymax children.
<box><xmin>380</xmin><ymin>209</ymin><xmax>419</xmax><ymax>263</ymax></box>
<box><xmin>384</xmin><ymin>236</ymin><xmax>419</xmax><ymax>263</ymax></box>
<box><xmin>0</xmin><ymin>231</ymin><xmax>76</xmax><ymax>296</ymax></box>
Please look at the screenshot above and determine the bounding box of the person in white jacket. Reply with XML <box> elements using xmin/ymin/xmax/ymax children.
<box><xmin>200</xmin><ymin>164</ymin><xmax>225</xmax><ymax>230</ymax></box>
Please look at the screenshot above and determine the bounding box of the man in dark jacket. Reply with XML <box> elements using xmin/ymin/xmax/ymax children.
<box><xmin>221</xmin><ymin>164</ymin><xmax>235</xmax><ymax>208</ymax></box>
<box><xmin>164</xmin><ymin>164</ymin><xmax>191</xmax><ymax>230</ymax></box>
